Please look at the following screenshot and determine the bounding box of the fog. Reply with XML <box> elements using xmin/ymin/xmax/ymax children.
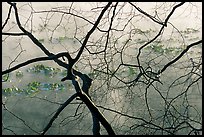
<box><xmin>2</xmin><ymin>2</ymin><xmax>202</xmax><ymax>135</ymax></box>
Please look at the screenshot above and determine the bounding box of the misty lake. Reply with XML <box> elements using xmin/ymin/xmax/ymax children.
<box><xmin>2</xmin><ymin>2</ymin><xmax>202</xmax><ymax>135</ymax></box>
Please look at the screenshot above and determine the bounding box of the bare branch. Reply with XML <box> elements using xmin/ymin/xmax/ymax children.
<box><xmin>2</xmin><ymin>32</ymin><xmax>27</xmax><ymax>36</ymax></box>
<box><xmin>41</xmin><ymin>93</ymin><xmax>78</xmax><ymax>135</ymax></box>
<box><xmin>74</xmin><ymin>2</ymin><xmax>112</xmax><ymax>63</ymax></box>
<box><xmin>160</xmin><ymin>40</ymin><xmax>202</xmax><ymax>73</ymax></box>
<box><xmin>2</xmin><ymin>52</ymin><xmax>69</xmax><ymax>75</ymax></box>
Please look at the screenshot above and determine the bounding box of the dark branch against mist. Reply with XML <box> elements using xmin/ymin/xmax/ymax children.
<box><xmin>2</xmin><ymin>2</ymin><xmax>202</xmax><ymax>135</ymax></box>
<box><xmin>160</xmin><ymin>40</ymin><xmax>202</xmax><ymax>73</ymax></box>
<box><xmin>41</xmin><ymin>93</ymin><xmax>78</xmax><ymax>135</ymax></box>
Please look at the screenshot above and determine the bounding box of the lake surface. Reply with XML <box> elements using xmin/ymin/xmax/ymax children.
<box><xmin>2</xmin><ymin>2</ymin><xmax>202</xmax><ymax>135</ymax></box>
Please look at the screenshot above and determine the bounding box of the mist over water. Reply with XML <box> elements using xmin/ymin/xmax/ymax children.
<box><xmin>2</xmin><ymin>2</ymin><xmax>202</xmax><ymax>135</ymax></box>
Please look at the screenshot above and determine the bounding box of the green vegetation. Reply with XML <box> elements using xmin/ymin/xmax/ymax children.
<box><xmin>16</xmin><ymin>70</ymin><xmax>23</xmax><ymax>78</ymax></box>
<box><xmin>2</xmin><ymin>81</ymin><xmax>65</xmax><ymax>96</ymax></box>
<box><xmin>145</xmin><ymin>44</ymin><xmax>184</xmax><ymax>55</ymax></box>
<box><xmin>128</xmin><ymin>66</ymin><xmax>137</xmax><ymax>76</ymax></box>
<box><xmin>27</xmin><ymin>64</ymin><xmax>62</xmax><ymax>77</ymax></box>
<box><xmin>180</xmin><ymin>28</ymin><xmax>199</xmax><ymax>34</ymax></box>
<box><xmin>1</xmin><ymin>37</ymin><xmax>187</xmax><ymax>97</ymax></box>
<box><xmin>2</xmin><ymin>64</ymin><xmax>67</xmax><ymax>96</ymax></box>
<box><xmin>38</xmin><ymin>39</ymin><xmax>45</xmax><ymax>43</ymax></box>
<box><xmin>2</xmin><ymin>73</ymin><xmax>10</xmax><ymax>82</ymax></box>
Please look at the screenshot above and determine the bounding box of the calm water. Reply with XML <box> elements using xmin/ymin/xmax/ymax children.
<box><xmin>2</xmin><ymin>2</ymin><xmax>202</xmax><ymax>135</ymax></box>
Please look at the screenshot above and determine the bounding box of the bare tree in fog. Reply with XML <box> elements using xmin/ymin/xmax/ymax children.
<box><xmin>2</xmin><ymin>2</ymin><xmax>202</xmax><ymax>135</ymax></box>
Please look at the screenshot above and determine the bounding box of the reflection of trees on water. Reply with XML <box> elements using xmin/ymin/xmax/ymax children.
<box><xmin>2</xmin><ymin>2</ymin><xmax>202</xmax><ymax>135</ymax></box>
